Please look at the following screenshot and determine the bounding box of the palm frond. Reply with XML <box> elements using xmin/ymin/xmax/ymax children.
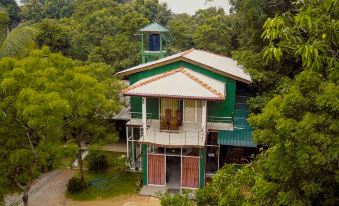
<box><xmin>0</xmin><ymin>23</ymin><xmax>40</xmax><ymax>59</ymax></box>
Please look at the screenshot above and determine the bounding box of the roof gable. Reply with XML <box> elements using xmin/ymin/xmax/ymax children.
<box><xmin>122</xmin><ymin>67</ymin><xmax>225</xmax><ymax>100</ymax></box>
<box><xmin>116</xmin><ymin>49</ymin><xmax>252</xmax><ymax>84</ymax></box>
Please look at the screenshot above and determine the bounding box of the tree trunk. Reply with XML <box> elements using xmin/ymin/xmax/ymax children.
<box><xmin>76</xmin><ymin>139</ymin><xmax>86</xmax><ymax>187</ymax></box>
<box><xmin>22</xmin><ymin>186</ymin><xmax>29</xmax><ymax>206</ymax></box>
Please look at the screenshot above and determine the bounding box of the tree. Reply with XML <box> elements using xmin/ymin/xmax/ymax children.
<box><xmin>0</xmin><ymin>51</ymin><xmax>71</xmax><ymax>206</ymax></box>
<box><xmin>0</xmin><ymin>47</ymin><xmax>123</xmax><ymax>204</ymax></box>
<box><xmin>192</xmin><ymin>13</ymin><xmax>233</xmax><ymax>56</ymax></box>
<box><xmin>56</xmin><ymin>53</ymin><xmax>123</xmax><ymax>186</ymax></box>
<box><xmin>129</xmin><ymin>0</ymin><xmax>172</xmax><ymax>25</ymax></box>
<box><xmin>20</xmin><ymin>0</ymin><xmax>75</xmax><ymax>22</ymax></box>
<box><xmin>36</xmin><ymin>19</ymin><xmax>72</xmax><ymax>55</ymax></box>
<box><xmin>0</xmin><ymin>0</ymin><xmax>21</xmax><ymax>29</ymax></box>
<box><xmin>168</xmin><ymin>14</ymin><xmax>194</xmax><ymax>51</ymax></box>
<box><xmin>0</xmin><ymin>10</ymin><xmax>39</xmax><ymax>58</ymax></box>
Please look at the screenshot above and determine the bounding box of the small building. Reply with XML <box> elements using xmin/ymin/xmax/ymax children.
<box><xmin>116</xmin><ymin>23</ymin><xmax>257</xmax><ymax>190</ymax></box>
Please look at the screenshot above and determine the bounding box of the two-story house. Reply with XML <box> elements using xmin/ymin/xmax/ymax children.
<box><xmin>115</xmin><ymin>23</ymin><xmax>257</xmax><ymax>190</ymax></box>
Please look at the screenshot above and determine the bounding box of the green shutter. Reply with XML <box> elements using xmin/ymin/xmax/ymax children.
<box><xmin>142</xmin><ymin>144</ymin><xmax>148</xmax><ymax>185</ymax></box>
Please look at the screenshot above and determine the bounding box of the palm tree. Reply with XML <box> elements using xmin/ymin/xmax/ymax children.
<box><xmin>0</xmin><ymin>9</ymin><xmax>39</xmax><ymax>58</ymax></box>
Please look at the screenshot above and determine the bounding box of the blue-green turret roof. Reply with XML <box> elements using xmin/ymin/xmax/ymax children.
<box><xmin>139</xmin><ymin>22</ymin><xmax>169</xmax><ymax>32</ymax></box>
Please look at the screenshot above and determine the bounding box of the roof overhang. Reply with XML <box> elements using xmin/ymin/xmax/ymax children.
<box><xmin>122</xmin><ymin>67</ymin><xmax>225</xmax><ymax>101</ymax></box>
<box><xmin>116</xmin><ymin>49</ymin><xmax>252</xmax><ymax>84</ymax></box>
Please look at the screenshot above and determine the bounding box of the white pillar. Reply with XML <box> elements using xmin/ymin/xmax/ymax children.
<box><xmin>142</xmin><ymin>97</ymin><xmax>147</xmax><ymax>138</ymax></box>
<box><xmin>202</xmin><ymin>100</ymin><xmax>207</xmax><ymax>137</ymax></box>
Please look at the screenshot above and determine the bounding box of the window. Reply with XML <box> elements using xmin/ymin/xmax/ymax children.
<box><xmin>160</xmin><ymin>98</ymin><xmax>179</xmax><ymax>118</ymax></box>
<box><xmin>184</xmin><ymin>100</ymin><xmax>203</xmax><ymax>122</ymax></box>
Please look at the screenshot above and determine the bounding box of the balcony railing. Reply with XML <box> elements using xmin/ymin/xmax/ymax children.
<box><xmin>127</xmin><ymin>112</ymin><xmax>152</xmax><ymax>126</ymax></box>
<box><xmin>207</xmin><ymin>116</ymin><xmax>234</xmax><ymax>131</ymax></box>
<box><xmin>140</xmin><ymin>125</ymin><xmax>205</xmax><ymax>146</ymax></box>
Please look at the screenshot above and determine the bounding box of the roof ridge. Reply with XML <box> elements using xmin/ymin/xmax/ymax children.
<box><xmin>122</xmin><ymin>68</ymin><xmax>182</xmax><ymax>93</ymax></box>
<box><xmin>180</xmin><ymin>68</ymin><xmax>225</xmax><ymax>99</ymax></box>
<box><xmin>181</xmin><ymin>48</ymin><xmax>195</xmax><ymax>56</ymax></box>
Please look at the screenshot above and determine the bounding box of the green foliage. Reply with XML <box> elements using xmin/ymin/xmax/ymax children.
<box><xmin>262</xmin><ymin>0</ymin><xmax>339</xmax><ymax>81</ymax></box>
<box><xmin>112</xmin><ymin>154</ymin><xmax>128</xmax><ymax>174</ymax></box>
<box><xmin>88</xmin><ymin>152</ymin><xmax>109</xmax><ymax>174</ymax></box>
<box><xmin>67</xmin><ymin>177</ymin><xmax>86</xmax><ymax>194</ymax></box>
<box><xmin>0</xmin><ymin>47</ymin><xmax>123</xmax><ymax>204</ymax></box>
<box><xmin>0</xmin><ymin>0</ymin><xmax>20</xmax><ymax>29</ymax></box>
<box><xmin>195</xmin><ymin>186</ymin><xmax>218</xmax><ymax>206</ymax></box>
<box><xmin>168</xmin><ymin>14</ymin><xmax>194</xmax><ymax>51</ymax></box>
<box><xmin>159</xmin><ymin>190</ymin><xmax>193</xmax><ymax>206</ymax></box>
<box><xmin>36</xmin><ymin>19</ymin><xmax>72</xmax><ymax>55</ymax></box>
<box><xmin>192</xmin><ymin>13</ymin><xmax>233</xmax><ymax>55</ymax></box>
<box><xmin>20</xmin><ymin>0</ymin><xmax>75</xmax><ymax>22</ymax></box>
<box><xmin>0</xmin><ymin>23</ymin><xmax>39</xmax><ymax>58</ymax></box>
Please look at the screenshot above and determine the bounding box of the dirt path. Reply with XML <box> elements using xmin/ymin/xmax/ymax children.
<box><xmin>66</xmin><ymin>195</ymin><xmax>160</xmax><ymax>206</ymax></box>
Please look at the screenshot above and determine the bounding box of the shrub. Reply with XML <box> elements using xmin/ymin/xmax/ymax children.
<box><xmin>88</xmin><ymin>152</ymin><xmax>108</xmax><ymax>174</ymax></box>
<box><xmin>112</xmin><ymin>155</ymin><xmax>128</xmax><ymax>174</ymax></box>
<box><xmin>67</xmin><ymin>177</ymin><xmax>86</xmax><ymax>194</ymax></box>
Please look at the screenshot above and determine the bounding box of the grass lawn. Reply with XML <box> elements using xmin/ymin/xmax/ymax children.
<box><xmin>67</xmin><ymin>151</ymin><xmax>142</xmax><ymax>201</ymax></box>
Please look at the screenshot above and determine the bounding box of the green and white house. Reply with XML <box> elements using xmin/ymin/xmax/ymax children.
<box><xmin>115</xmin><ymin>23</ymin><xmax>257</xmax><ymax>190</ymax></box>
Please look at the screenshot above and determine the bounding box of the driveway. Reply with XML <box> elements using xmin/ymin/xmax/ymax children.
<box><xmin>5</xmin><ymin>169</ymin><xmax>75</xmax><ymax>206</ymax></box>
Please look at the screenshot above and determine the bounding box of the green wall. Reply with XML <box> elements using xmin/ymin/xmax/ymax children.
<box><xmin>130</xmin><ymin>97</ymin><xmax>159</xmax><ymax>119</ymax></box>
<box><xmin>141</xmin><ymin>144</ymin><xmax>148</xmax><ymax>185</ymax></box>
<box><xmin>199</xmin><ymin>148</ymin><xmax>206</xmax><ymax>188</ymax></box>
<box><xmin>129</xmin><ymin>61</ymin><xmax>236</xmax><ymax>119</ymax></box>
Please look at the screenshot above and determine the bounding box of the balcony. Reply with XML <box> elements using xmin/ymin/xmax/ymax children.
<box><xmin>207</xmin><ymin>116</ymin><xmax>234</xmax><ymax>131</ymax></box>
<box><xmin>139</xmin><ymin>120</ymin><xmax>205</xmax><ymax>147</ymax></box>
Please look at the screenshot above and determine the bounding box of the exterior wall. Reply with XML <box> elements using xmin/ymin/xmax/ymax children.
<box><xmin>130</xmin><ymin>97</ymin><xmax>159</xmax><ymax>119</ymax></box>
<box><xmin>129</xmin><ymin>61</ymin><xmax>236</xmax><ymax>119</ymax></box>
<box><xmin>141</xmin><ymin>144</ymin><xmax>148</xmax><ymax>185</ymax></box>
<box><xmin>199</xmin><ymin>148</ymin><xmax>206</xmax><ymax>188</ymax></box>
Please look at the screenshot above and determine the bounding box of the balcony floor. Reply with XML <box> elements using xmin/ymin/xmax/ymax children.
<box><xmin>139</xmin><ymin>120</ymin><xmax>205</xmax><ymax>147</ymax></box>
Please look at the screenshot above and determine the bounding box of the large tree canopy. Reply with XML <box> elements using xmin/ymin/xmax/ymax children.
<box><xmin>0</xmin><ymin>47</ymin><xmax>123</xmax><ymax>204</ymax></box>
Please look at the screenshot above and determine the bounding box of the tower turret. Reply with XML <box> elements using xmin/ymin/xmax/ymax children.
<box><xmin>139</xmin><ymin>22</ymin><xmax>169</xmax><ymax>63</ymax></box>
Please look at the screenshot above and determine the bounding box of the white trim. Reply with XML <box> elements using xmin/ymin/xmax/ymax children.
<box><xmin>142</xmin><ymin>97</ymin><xmax>147</xmax><ymax>138</ymax></box>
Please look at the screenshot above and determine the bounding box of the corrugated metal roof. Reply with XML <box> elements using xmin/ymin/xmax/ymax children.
<box><xmin>139</xmin><ymin>22</ymin><xmax>169</xmax><ymax>32</ymax></box>
<box><xmin>217</xmin><ymin>130</ymin><xmax>256</xmax><ymax>148</ymax></box>
<box><xmin>112</xmin><ymin>106</ymin><xmax>131</xmax><ymax>120</ymax></box>
<box><xmin>122</xmin><ymin>67</ymin><xmax>225</xmax><ymax>100</ymax></box>
<box><xmin>218</xmin><ymin>94</ymin><xmax>256</xmax><ymax>147</ymax></box>
<box><xmin>116</xmin><ymin>49</ymin><xmax>251</xmax><ymax>84</ymax></box>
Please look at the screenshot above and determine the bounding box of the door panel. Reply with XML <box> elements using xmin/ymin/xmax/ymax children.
<box><xmin>182</xmin><ymin>156</ymin><xmax>200</xmax><ymax>188</ymax></box>
<box><xmin>148</xmin><ymin>154</ymin><xmax>165</xmax><ymax>185</ymax></box>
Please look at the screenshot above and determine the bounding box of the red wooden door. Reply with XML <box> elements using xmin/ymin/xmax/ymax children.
<box><xmin>148</xmin><ymin>154</ymin><xmax>165</xmax><ymax>185</ymax></box>
<box><xmin>182</xmin><ymin>156</ymin><xmax>200</xmax><ymax>188</ymax></box>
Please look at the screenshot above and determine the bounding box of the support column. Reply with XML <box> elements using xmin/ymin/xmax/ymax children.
<box><xmin>202</xmin><ymin>101</ymin><xmax>207</xmax><ymax>137</ymax></box>
<box><xmin>131</xmin><ymin>128</ymin><xmax>135</xmax><ymax>167</ymax></box>
<box><xmin>126</xmin><ymin>127</ymin><xmax>129</xmax><ymax>159</ymax></box>
<box><xmin>142</xmin><ymin>97</ymin><xmax>147</xmax><ymax>139</ymax></box>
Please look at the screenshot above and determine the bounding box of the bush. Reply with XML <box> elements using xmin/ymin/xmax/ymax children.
<box><xmin>67</xmin><ymin>177</ymin><xmax>86</xmax><ymax>194</ymax></box>
<box><xmin>88</xmin><ymin>152</ymin><xmax>108</xmax><ymax>174</ymax></box>
<box><xmin>112</xmin><ymin>155</ymin><xmax>128</xmax><ymax>174</ymax></box>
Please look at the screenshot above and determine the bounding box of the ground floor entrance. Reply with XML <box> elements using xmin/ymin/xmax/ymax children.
<box><xmin>143</xmin><ymin>146</ymin><xmax>203</xmax><ymax>189</ymax></box>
